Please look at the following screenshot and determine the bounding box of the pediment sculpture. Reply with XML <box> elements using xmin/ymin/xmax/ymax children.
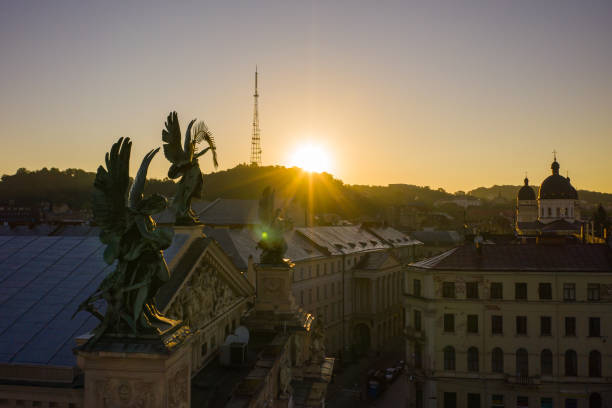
<box><xmin>166</xmin><ymin>261</ymin><xmax>236</xmax><ymax>328</ymax></box>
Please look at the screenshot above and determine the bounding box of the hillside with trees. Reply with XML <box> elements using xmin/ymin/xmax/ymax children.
<box><xmin>1</xmin><ymin>166</ymin><xmax>610</xmax><ymax>225</ymax></box>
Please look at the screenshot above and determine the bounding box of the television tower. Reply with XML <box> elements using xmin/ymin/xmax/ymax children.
<box><xmin>250</xmin><ymin>67</ymin><xmax>262</xmax><ymax>166</ymax></box>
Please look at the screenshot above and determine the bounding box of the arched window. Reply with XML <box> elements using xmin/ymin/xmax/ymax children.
<box><xmin>548</xmin><ymin>207</ymin><xmax>552</xmax><ymax>217</ymax></box>
<box><xmin>541</xmin><ymin>349</ymin><xmax>553</xmax><ymax>375</ymax></box>
<box><xmin>589</xmin><ymin>350</ymin><xmax>601</xmax><ymax>377</ymax></box>
<box><xmin>443</xmin><ymin>346</ymin><xmax>455</xmax><ymax>370</ymax></box>
<box><xmin>467</xmin><ymin>347</ymin><xmax>479</xmax><ymax>372</ymax></box>
<box><xmin>516</xmin><ymin>348</ymin><xmax>528</xmax><ymax>376</ymax></box>
<box><xmin>589</xmin><ymin>393</ymin><xmax>602</xmax><ymax>408</ymax></box>
<box><xmin>491</xmin><ymin>347</ymin><xmax>504</xmax><ymax>373</ymax></box>
<box><xmin>565</xmin><ymin>349</ymin><xmax>577</xmax><ymax>376</ymax></box>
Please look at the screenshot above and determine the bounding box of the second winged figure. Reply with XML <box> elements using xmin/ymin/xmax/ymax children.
<box><xmin>162</xmin><ymin>111</ymin><xmax>218</xmax><ymax>225</ymax></box>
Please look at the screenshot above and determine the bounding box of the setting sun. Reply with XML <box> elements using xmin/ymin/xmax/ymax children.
<box><xmin>288</xmin><ymin>143</ymin><xmax>332</xmax><ymax>173</ymax></box>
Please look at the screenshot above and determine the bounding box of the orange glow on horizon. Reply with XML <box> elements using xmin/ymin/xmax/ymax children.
<box><xmin>288</xmin><ymin>143</ymin><xmax>332</xmax><ymax>174</ymax></box>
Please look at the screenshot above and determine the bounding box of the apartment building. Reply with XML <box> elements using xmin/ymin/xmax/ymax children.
<box><xmin>405</xmin><ymin>243</ymin><xmax>612</xmax><ymax>408</ymax></box>
<box><xmin>204</xmin><ymin>224</ymin><xmax>421</xmax><ymax>356</ymax></box>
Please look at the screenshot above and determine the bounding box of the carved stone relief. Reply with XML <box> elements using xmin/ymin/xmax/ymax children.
<box><xmin>97</xmin><ymin>378</ymin><xmax>155</xmax><ymax>408</ymax></box>
<box><xmin>167</xmin><ymin>260</ymin><xmax>237</xmax><ymax>329</ymax></box>
<box><xmin>168</xmin><ymin>365</ymin><xmax>189</xmax><ymax>408</ymax></box>
<box><xmin>262</xmin><ymin>277</ymin><xmax>284</xmax><ymax>296</ymax></box>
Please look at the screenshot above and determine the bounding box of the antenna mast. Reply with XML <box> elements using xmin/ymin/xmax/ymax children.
<box><xmin>250</xmin><ymin>67</ymin><xmax>262</xmax><ymax>166</ymax></box>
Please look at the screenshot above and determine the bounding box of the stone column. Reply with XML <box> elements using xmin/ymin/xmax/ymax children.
<box><xmin>75</xmin><ymin>327</ymin><xmax>192</xmax><ymax>408</ymax></box>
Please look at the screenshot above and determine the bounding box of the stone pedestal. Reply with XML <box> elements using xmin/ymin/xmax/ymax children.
<box><xmin>255</xmin><ymin>263</ymin><xmax>297</xmax><ymax>314</ymax></box>
<box><xmin>75</xmin><ymin>326</ymin><xmax>192</xmax><ymax>408</ymax></box>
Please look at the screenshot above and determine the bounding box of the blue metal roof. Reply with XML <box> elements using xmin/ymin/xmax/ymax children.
<box><xmin>0</xmin><ymin>233</ymin><xmax>189</xmax><ymax>367</ymax></box>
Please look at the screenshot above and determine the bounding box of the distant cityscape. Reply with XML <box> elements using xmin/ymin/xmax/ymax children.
<box><xmin>1</xmin><ymin>2</ymin><xmax>611</xmax><ymax>407</ymax></box>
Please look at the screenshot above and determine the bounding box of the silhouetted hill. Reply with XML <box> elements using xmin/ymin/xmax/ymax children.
<box><xmin>0</xmin><ymin>167</ymin><xmax>176</xmax><ymax>210</ymax></box>
<box><xmin>202</xmin><ymin>164</ymin><xmax>375</xmax><ymax>218</ymax></box>
<box><xmin>2</xmin><ymin>166</ymin><xmax>610</xmax><ymax>220</ymax></box>
<box><xmin>201</xmin><ymin>165</ymin><xmax>457</xmax><ymax>218</ymax></box>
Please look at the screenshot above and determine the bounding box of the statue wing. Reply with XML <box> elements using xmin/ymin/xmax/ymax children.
<box><xmin>129</xmin><ymin>147</ymin><xmax>160</xmax><ymax>209</ymax></box>
<box><xmin>162</xmin><ymin>111</ymin><xmax>187</xmax><ymax>165</ymax></box>
<box><xmin>184</xmin><ymin>119</ymin><xmax>196</xmax><ymax>161</ymax></box>
<box><xmin>92</xmin><ymin>137</ymin><xmax>131</xmax><ymax>264</ymax></box>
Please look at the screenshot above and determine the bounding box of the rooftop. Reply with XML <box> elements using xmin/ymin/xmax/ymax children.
<box><xmin>411</xmin><ymin>243</ymin><xmax>612</xmax><ymax>272</ymax></box>
<box><xmin>203</xmin><ymin>227</ymin><xmax>325</xmax><ymax>270</ymax></box>
<box><xmin>0</xmin><ymin>233</ymin><xmax>190</xmax><ymax>370</ymax></box>
<box><xmin>198</xmin><ymin>199</ymin><xmax>258</xmax><ymax>227</ymax></box>
<box><xmin>411</xmin><ymin>230</ymin><xmax>463</xmax><ymax>246</ymax></box>
<box><xmin>295</xmin><ymin>226</ymin><xmax>390</xmax><ymax>255</ymax></box>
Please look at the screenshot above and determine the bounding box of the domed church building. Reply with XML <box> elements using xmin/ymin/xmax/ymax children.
<box><xmin>516</xmin><ymin>155</ymin><xmax>582</xmax><ymax>238</ymax></box>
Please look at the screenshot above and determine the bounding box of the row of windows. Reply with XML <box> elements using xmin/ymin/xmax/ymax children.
<box><xmin>296</xmin><ymin>256</ymin><xmax>363</xmax><ymax>281</ymax></box>
<box><xmin>300</xmin><ymin>281</ymin><xmax>342</xmax><ymax>305</ymax></box>
<box><xmin>441</xmin><ymin>313</ymin><xmax>601</xmax><ymax>337</ymax></box>
<box><xmin>438</xmin><ymin>280</ymin><xmax>602</xmax><ymax>301</ymax></box>
<box><xmin>443</xmin><ymin>393</ymin><xmax>602</xmax><ymax>408</ymax></box>
<box><xmin>540</xmin><ymin>206</ymin><xmax>574</xmax><ymax>218</ymax></box>
<box><xmin>442</xmin><ymin>346</ymin><xmax>602</xmax><ymax>377</ymax></box>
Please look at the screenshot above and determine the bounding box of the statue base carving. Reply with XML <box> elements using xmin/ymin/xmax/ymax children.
<box><xmin>255</xmin><ymin>263</ymin><xmax>298</xmax><ymax>314</ymax></box>
<box><xmin>75</xmin><ymin>324</ymin><xmax>193</xmax><ymax>408</ymax></box>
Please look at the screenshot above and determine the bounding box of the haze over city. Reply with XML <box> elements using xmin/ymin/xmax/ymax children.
<box><xmin>1</xmin><ymin>0</ymin><xmax>611</xmax><ymax>192</ymax></box>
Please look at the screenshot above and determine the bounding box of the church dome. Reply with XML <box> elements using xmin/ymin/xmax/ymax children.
<box><xmin>518</xmin><ymin>177</ymin><xmax>535</xmax><ymax>200</ymax></box>
<box><xmin>538</xmin><ymin>159</ymin><xmax>578</xmax><ymax>200</ymax></box>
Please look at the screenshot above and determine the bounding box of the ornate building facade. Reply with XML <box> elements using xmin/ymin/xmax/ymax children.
<box><xmin>516</xmin><ymin>157</ymin><xmax>582</xmax><ymax>237</ymax></box>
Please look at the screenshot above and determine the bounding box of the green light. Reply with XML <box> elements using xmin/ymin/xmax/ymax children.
<box><xmin>262</xmin><ymin>231</ymin><xmax>268</xmax><ymax>240</ymax></box>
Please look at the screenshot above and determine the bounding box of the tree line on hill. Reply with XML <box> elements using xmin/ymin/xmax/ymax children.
<box><xmin>1</xmin><ymin>166</ymin><xmax>609</xmax><ymax>225</ymax></box>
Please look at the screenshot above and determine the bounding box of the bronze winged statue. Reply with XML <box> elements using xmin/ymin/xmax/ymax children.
<box><xmin>162</xmin><ymin>111</ymin><xmax>218</xmax><ymax>225</ymax></box>
<box><xmin>75</xmin><ymin>137</ymin><xmax>177</xmax><ymax>344</ymax></box>
<box><xmin>257</xmin><ymin>187</ymin><xmax>288</xmax><ymax>264</ymax></box>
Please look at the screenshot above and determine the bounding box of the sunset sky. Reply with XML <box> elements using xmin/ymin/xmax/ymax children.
<box><xmin>1</xmin><ymin>1</ymin><xmax>611</xmax><ymax>193</ymax></box>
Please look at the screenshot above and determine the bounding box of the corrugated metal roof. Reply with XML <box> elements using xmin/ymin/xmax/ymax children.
<box><xmin>0</xmin><ymin>233</ymin><xmax>190</xmax><ymax>368</ymax></box>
